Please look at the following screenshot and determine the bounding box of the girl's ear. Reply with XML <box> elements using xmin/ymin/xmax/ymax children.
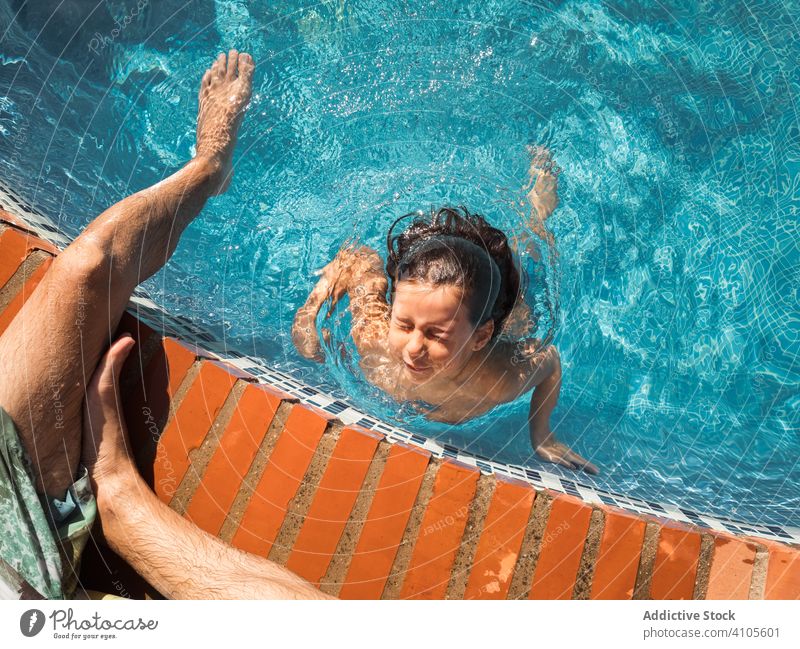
<box><xmin>472</xmin><ymin>320</ymin><xmax>495</xmax><ymax>351</ymax></box>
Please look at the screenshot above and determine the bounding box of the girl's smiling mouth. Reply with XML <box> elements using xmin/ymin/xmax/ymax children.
<box><xmin>403</xmin><ymin>359</ymin><xmax>432</xmax><ymax>375</ymax></box>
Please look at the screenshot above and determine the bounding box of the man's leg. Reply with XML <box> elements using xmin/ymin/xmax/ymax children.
<box><xmin>0</xmin><ymin>50</ymin><xmax>254</xmax><ymax>497</ymax></box>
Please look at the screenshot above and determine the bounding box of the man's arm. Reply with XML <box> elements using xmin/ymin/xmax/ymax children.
<box><xmin>83</xmin><ymin>336</ymin><xmax>332</xmax><ymax>600</ymax></box>
<box><xmin>97</xmin><ymin>469</ymin><xmax>329</xmax><ymax>599</ymax></box>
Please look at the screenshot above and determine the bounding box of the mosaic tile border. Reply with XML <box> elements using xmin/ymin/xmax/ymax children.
<box><xmin>1</xmin><ymin>182</ymin><xmax>797</xmax><ymax>546</ymax></box>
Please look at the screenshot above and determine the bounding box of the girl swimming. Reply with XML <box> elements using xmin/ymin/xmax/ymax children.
<box><xmin>293</xmin><ymin>149</ymin><xmax>597</xmax><ymax>474</ymax></box>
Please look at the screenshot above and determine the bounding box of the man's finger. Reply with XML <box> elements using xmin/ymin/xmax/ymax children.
<box><xmin>102</xmin><ymin>335</ymin><xmax>136</xmax><ymax>382</ymax></box>
<box><xmin>89</xmin><ymin>335</ymin><xmax>136</xmax><ymax>392</ymax></box>
<box><xmin>109</xmin><ymin>335</ymin><xmax>136</xmax><ymax>374</ymax></box>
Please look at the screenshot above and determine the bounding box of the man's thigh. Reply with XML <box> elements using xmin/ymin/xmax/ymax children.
<box><xmin>0</xmin><ymin>252</ymin><xmax>122</xmax><ymax>496</ymax></box>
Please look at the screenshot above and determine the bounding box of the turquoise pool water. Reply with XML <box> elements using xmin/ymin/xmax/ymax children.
<box><xmin>0</xmin><ymin>0</ymin><xmax>798</xmax><ymax>527</ymax></box>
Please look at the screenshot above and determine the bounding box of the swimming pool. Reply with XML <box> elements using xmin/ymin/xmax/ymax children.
<box><xmin>0</xmin><ymin>0</ymin><xmax>797</xmax><ymax>527</ymax></box>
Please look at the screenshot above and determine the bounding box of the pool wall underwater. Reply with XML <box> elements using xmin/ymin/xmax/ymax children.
<box><xmin>0</xmin><ymin>185</ymin><xmax>797</xmax><ymax>599</ymax></box>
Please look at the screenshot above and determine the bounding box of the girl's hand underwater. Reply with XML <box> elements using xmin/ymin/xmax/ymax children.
<box><xmin>535</xmin><ymin>438</ymin><xmax>599</xmax><ymax>475</ymax></box>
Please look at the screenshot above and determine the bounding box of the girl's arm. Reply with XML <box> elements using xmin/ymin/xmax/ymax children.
<box><xmin>498</xmin><ymin>341</ymin><xmax>598</xmax><ymax>474</ymax></box>
<box><xmin>345</xmin><ymin>248</ymin><xmax>391</xmax><ymax>358</ymax></box>
<box><xmin>292</xmin><ymin>248</ymin><xmax>358</xmax><ymax>361</ymax></box>
<box><xmin>292</xmin><ymin>267</ymin><xmax>337</xmax><ymax>362</ymax></box>
<box><xmin>526</xmin><ymin>346</ymin><xmax>598</xmax><ymax>474</ymax></box>
<box><xmin>292</xmin><ymin>246</ymin><xmax>390</xmax><ymax>361</ymax></box>
<box><xmin>525</xmin><ymin>145</ymin><xmax>560</xmax><ymax>234</ymax></box>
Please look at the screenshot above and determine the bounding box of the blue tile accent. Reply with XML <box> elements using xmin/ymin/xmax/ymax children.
<box><xmin>442</xmin><ymin>444</ymin><xmax>458</xmax><ymax>459</ymax></box>
<box><xmin>324</xmin><ymin>401</ymin><xmax>347</xmax><ymax>415</ymax></box>
<box><xmin>410</xmin><ymin>433</ymin><xmax>428</xmax><ymax>445</ymax></box>
<box><xmin>562</xmin><ymin>483</ymin><xmax>579</xmax><ymax>496</ymax></box>
<box><xmin>767</xmin><ymin>526</ymin><xmax>792</xmax><ymax>539</ymax></box>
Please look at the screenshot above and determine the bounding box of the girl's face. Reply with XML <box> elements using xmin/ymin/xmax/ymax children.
<box><xmin>388</xmin><ymin>280</ymin><xmax>493</xmax><ymax>385</ymax></box>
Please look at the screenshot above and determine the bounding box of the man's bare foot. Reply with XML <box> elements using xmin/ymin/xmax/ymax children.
<box><xmin>526</xmin><ymin>145</ymin><xmax>560</xmax><ymax>221</ymax></box>
<box><xmin>196</xmin><ymin>49</ymin><xmax>254</xmax><ymax>194</ymax></box>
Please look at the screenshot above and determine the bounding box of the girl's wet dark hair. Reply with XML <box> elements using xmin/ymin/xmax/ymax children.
<box><xmin>386</xmin><ymin>206</ymin><xmax>521</xmax><ymax>338</ymax></box>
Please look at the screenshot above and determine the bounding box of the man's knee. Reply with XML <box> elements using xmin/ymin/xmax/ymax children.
<box><xmin>55</xmin><ymin>240</ymin><xmax>110</xmax><ymax>290</ymax></box>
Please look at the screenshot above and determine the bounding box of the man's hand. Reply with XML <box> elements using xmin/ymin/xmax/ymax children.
<box><xmin>535</xmin><ymin>437</ymin><xmax>599</xmax><ymax>475</ymax></box>
<box><xmin>80</xmin><ymin>335</ymin><xmax>331</xmax><ymax>599</ymax></box>
<box><xmin>81</xmin><ymin>334</ymin><xmax>139</xmax><ymax>505</ymax></box>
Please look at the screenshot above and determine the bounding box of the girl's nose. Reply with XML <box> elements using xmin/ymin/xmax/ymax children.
<box><xmin>405</xmin><ymin>330</ymin><xmax>425</xmax><ymax>357</ymax></box>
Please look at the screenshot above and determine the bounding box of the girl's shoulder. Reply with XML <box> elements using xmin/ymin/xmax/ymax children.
<box><xmin>484</xmin><ymin>338</ymin><xmax>555</xmax><ymax>402</ymax></box>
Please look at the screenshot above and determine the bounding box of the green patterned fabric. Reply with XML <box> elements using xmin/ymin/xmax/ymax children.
<box><xmin>0</xmin><ymin>408</ymin><xmax>96</xmax><ymax>599</ymax></box>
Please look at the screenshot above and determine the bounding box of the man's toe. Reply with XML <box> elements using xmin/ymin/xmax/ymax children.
<box><xmin>227</xmin><ymin>49</ymin><xmax>239</xmax><ymax>79</ymax></box>
<box><xmin>239</xmin><ymin>53</ymin><xmax>254</xmax><ymax>85</ymax></box>
<box><xmin>213</xmin><ymin>52</ymin><xmax>226</xmax><ymax>77</ymax></box>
